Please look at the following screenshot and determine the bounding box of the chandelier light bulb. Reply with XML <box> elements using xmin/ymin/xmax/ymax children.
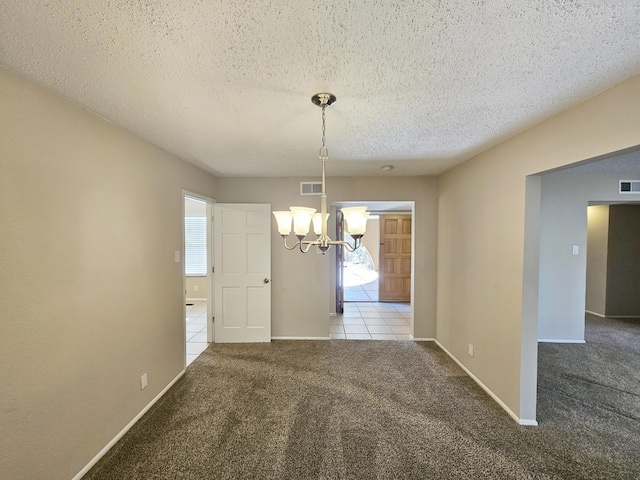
<box><xmin>290</xmin><ymin>206</ymin><xmax>316</xmax><ymax>236</ymax></box>
<box><xmin>312</xmin><ymin>212</ymin><xmax>330</xmax><ymax>236</ymax></box>
<box><xmin>273</xmin><ymin>211</ymin><xmax>293</xmax><ymax>235</ymax></box>
<box><xmin>342</xmin><ymin>207</ymin><xmax>370</xmax><ymax>236</ymax></box>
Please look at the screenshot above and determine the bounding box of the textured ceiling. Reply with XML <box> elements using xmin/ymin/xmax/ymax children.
<box><xmin>1</xmin><ymin>1</ymin><xmax>639</xmax><ymax>177</ymax></box>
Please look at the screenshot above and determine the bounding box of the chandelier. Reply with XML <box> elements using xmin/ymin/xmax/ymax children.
<box><xmin>273</xmin><ymin>93</ymin><xmax>369</xmax><ymax>254</ymax></box>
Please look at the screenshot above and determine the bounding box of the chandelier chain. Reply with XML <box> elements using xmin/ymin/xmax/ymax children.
<box><xmin>320</xmin><ymin>105</ymin><xmax>328</xmax><ymax>159</ymax></box>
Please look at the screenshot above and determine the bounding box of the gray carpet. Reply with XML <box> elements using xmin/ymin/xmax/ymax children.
<box><xmin>85</xmin><ymin>315</ymin><xmax>639</xmax><ymax>479</ymax></box>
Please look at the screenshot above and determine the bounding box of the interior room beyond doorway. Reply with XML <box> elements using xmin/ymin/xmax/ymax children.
<box><xmin>335</xmin><ymin>202</ymin><xmax>414</xmax><ymax>340</ymax></box>
<box><xmin>183</xmin><ymin>194</ymin><xmax>213</xmax><ymax>365</ymax></box>
<box><xmin>342</xmin><ymin>211</ymin><xmax>412</xmax><ymax>305</ymax></box>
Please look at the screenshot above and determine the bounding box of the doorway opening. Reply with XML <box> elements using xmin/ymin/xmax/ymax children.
<box><xmin>586</xmin><ymin>203</ymin><xmax>640</xmax><ymax>319</ymax></box>
<box><xmin>332</xmin><ymin>202</ymin><xmax>414</xmax><ymax>340</ymax></box>
<box><xmin>344</xmin><ymin>219</ymin><xmax>380</xmax><ymax>302</ymax></box>
<box><xmin>183</xmin><ymin>193</ymin><xmax>214</xmax><ymax>366</ymax></box>
<box><xmin>523</xmin><ymin>145</ymin><xmax>640</xmax><ymax>424</ymax></box>
<box><xmin>342</xmin><ymin>212</ymin><xmax>412</xmax><ymax>304</ymax></box>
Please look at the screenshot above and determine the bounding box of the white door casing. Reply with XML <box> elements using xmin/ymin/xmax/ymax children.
<box><xmin>214</xmin><ymin>204</ymin><xmax>271</xmax><ymax>343</ymax></box>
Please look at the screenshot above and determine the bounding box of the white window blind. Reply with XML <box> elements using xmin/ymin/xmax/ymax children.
<box><xmin>184</xmin><ymin>217</ymin><xmax>207</xmax><ymax>276</ymax></box>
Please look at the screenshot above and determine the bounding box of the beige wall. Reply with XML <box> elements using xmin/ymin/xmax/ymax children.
<box><xmin>215</xmin><ymin>176</ymin><xmax>438</xmax><ymax>339</ymax></box>
<box><xmin>0</xmin><ymin>67</ymin><xmax>217</xmax><ymax>479</ymax></box>
<box><xmin>186</xmin><ymin>276</ymin><xmax>207</xmax><ymax>299</ymax></box>
<box><xmin>437</xmin><ymin>74</ymin><xmax>640</xmax><ymax>423</ymax></box>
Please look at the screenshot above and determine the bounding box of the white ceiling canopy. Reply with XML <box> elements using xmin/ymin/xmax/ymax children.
<box><xmin>1</xmin><ymin>1</ymin><xmax>639</xmax><ymax>177</ymax></box>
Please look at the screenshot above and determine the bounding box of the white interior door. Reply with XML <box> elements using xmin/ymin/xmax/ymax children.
<box><xmin>214</xmin><ymin>203</ymin><xmax>271</xmax><ymax>343</ymax></box>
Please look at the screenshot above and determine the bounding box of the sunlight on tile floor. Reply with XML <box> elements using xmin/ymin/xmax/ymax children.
<box><xmin>344</xmin><ymin>267</ymin><xmax>379</xmax><ymax>302</ymax></box>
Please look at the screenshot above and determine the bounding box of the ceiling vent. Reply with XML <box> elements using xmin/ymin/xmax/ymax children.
<box><xmin>619</xmin><ymin>180</ymin><xmax>640</xmax><ymax>194</ymax></box>
<box><xmin>300</xmin><ymin>182</ymin><xmax>323</xmax><ymax>195</ymax></box>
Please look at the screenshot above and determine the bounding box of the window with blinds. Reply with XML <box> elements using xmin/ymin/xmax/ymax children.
<box><xmin>184</xmin><ymin>217</ymin><xmax>207</xmax><ymax>276</ymax></box>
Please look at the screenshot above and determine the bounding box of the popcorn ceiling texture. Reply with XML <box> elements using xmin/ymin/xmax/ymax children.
<box><xmin>1</xmin><ymin>1</ymin><xmax>639</xmax><ymax>177</ymax></box>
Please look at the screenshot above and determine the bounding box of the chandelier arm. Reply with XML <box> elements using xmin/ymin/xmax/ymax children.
<box><xmin>339</xmin><ymin>235</ymin><xmax>362</xmax><ymax>252</ymax></box>
<box><xmin>341</xmin><ymin>241</ymin><xmax>357</xmax><ymax>253</ymax></box>
<box><xmin>299</xmin><ymin>241</ymin><xmax>315</xmax><ymax>253</ymax></box>
<box><xmin>281</xmin><ymin>235</ymin><xmax>300</xmax><ymax>250</ymax></box>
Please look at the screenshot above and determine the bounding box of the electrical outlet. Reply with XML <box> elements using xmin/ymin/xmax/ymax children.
<box><xmin>468</xmin><ymin>344</ymin><xmax>474</xmax><ymax>357</ymax></box>
<box><xmin>194</xmin><ymin>285</ymin><xmax>199</xmax><ymax>292</ymax></box>
<box><xmin>140</xmin><ymin>373</ymin><xmax>148</xmax><ymax>390</ymax></box>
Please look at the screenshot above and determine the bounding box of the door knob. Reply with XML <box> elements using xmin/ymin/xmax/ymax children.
<box><xmin>264</xmin><ymin>278</ymin><xmax>270</xmax><ymax>284</ymax></box>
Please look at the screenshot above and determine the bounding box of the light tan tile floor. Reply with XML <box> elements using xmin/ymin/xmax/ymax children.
<box><xmin>186</xmin><ymin>301</ymin><xmax>411</xmax><ymax>356</ymax></box>
<box><xmin>331</xmin><ymin>302</ymin><xmax>412</xmax><ymax>340</ymax></box>
<box><xmin>186</xmin><ymin>301</ymin><xmax>209</xmax><ymax>366</ymax></box>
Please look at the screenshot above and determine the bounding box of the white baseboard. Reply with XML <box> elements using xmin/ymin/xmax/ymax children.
<box><xmin>538</xmin><ymin>338</ymin><xmax>586</xmax><ymax>344</ymax></box>
<box><xmin>434</xmin><ymin>340</ymin><xmax>538</xmax><ymax>427</ymax></box>
<box><xmin>271</xmin><ymin>336</ymin><xmax>331</xmax><ymax>341</ymax></box>
<box><xmin>585</xmin><ymin>310</ymin><xmax>640</xmax><ymax>319</ymax></box>
<box><xmin>518</xmin><ymin>418</ymin><xmax>539</xmax><ymax>426</ymax></box>
<box><xmin>186</xmin><ymin>297</ymin><xmax>206</xmax><ymax>302</ymax></box>
<box><xmin>72</xmin><ymin>369</ymin><xmax>186</xmax><ymax>480</ymax></box>
<box><xmin>272</xmin><ymin>336</ymin><xmax>438</xmax><ymax>342</ymax></box>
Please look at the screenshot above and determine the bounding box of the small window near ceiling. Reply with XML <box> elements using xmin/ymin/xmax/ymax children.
<box><xmin>184</xmin><ymin>216</ymin><xmax>207</xmax><ymax>276</ymax></box>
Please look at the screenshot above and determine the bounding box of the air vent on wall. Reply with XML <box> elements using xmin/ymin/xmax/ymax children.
<box><xmin>619</xmin><ymin>180</ymin><xmax>640</xmax><ymax>194</ymax></box>
<box><xmin>300</xmin><ymin>182</ymin><xmax>323</xmax><ymax>195</ymax></box>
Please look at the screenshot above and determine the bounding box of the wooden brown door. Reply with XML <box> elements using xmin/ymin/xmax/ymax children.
<box><xmin>379</xmin><ymin>215</ymin><xmax>411</xmax><ymax>302</ymax></box>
